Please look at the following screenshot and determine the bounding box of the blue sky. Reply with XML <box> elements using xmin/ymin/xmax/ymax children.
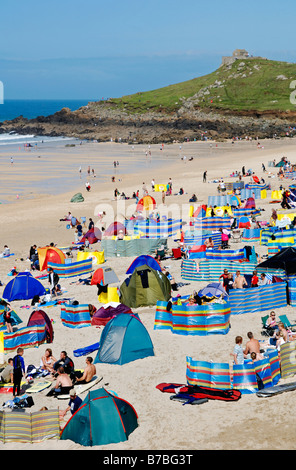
<box><xmin>0</xmin><ymin>0</ymin><xmax>295</xmax><ymax>99</ymax></box>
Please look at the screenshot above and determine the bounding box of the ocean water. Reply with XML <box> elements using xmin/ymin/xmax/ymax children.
<box><xmin>0</xmin><ymin>99</ymin><xmax>91</xmax><ymax>146</ymax></box>
<box><xmin>0</xmin><ymin>99</ymin><xmax>91</xmax><ymax>122</ymax></box>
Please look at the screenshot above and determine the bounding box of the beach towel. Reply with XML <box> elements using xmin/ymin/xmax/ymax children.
<box><xmin>73</xmin><ymin>342</ymin><xmax>100</xmax><ymax>357</ymax></box>
<box><xmin>156</xmin><ymin>383</ymin><xmax>241</xmax><ymax>401</ymax></box>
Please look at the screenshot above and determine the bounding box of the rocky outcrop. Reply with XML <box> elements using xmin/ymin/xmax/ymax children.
<box><xmin>0</xmin><ymin>103</ymin><xmax>295</xmax><ymax>143</ymax></box>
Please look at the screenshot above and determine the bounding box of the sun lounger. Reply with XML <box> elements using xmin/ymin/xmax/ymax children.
<box><xmin>279</xmin><ymin>314</ymin><xmax>296</xmax><ymax>330</ymax></box>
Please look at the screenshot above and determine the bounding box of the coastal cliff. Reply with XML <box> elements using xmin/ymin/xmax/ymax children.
<box><xmin>1</xmin><ymin>57</ymin><xmax>296</xmax><ymax>143</ymax></box>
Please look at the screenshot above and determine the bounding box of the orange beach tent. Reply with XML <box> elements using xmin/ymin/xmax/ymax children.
<box><xmin>136</xmin><ymin>195</ymin><xmax>156</xmax><ymax>212</ymax></box>
<box><xmin>37</xmin><ymin>246</ymin><xmax>66</xmax><ymax>271</ymax></box>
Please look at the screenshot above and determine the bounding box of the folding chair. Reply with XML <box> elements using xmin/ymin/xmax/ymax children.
<box><xmin>172</xmin><ymin>247</ymin><xmax>182</xmax><ymax>259</ymax></box>
<box><xmin>231</xmin><ymin>229</ymin><xmax>242</xmax><ymax>243</ymax></box>
<box><xmin>279</xmin><ymin>315</ymin><xmax>296</xmax><ymax>330</ymax></box>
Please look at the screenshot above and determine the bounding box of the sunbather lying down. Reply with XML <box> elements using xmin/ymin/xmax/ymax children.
<box><xmin>185</xmin><ymin>294</ymin><xmax>226</xmax><ymax>306</ymax></box>
<box><xmin>71</xmin><ymin>277</ymin><xmax>91</xmax><ymax>285</ymax></box>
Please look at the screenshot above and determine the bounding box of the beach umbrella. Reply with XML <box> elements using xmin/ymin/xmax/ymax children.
<box><xmin>136</xmin><ymin>195</ymin><xmax>156</xmax><ymax>212</ymax></box>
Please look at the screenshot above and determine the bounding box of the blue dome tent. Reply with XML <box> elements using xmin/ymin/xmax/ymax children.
<box><xmin>126</xmin><ymin>255</ymin><xmax>161</xmax><ymax>275</ymax></box>
<box><xmin>3</xmin><ymin>272</ymin><xmax>46</xmax><ymax>302</ymax></box>
<box><xmin>94</xmin><ymin>313</ymin><xmax>154</xmax><ymax>365</ymax></box>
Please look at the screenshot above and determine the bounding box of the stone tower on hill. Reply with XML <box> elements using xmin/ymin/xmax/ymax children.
<box><xmin>221</xmin><ymin>49</ymin><xmax>263</xmax><ymax>66</ymax></box>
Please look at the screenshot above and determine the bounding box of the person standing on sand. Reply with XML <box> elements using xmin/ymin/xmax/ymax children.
<box><xmin>203</xmin><ymin>171</ymin><xmax>207</xmax><ymax>182</ymax></box>
<box><xmin>243</xmin><ymin>332</ymin><xmax>261</xmax><ymax>359</ymax></box>
<box><xmin>13</xmin><ymin>348</ymin><xmax>25</xmax><ymax>397</ymax></box>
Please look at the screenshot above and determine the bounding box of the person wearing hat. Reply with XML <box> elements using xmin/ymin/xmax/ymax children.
<box><xmin>60</xmin><ymin>390</ymin><xmax>82</xmax><ymax>419</ymax></box>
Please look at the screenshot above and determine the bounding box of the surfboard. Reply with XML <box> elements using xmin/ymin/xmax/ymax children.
<box><xmin>57</xmin><ymin>375</ymin><xmax>103</xmax><ymax>399</ymax></box>
<box><xmin>26</xmin><ymin>380</ymin><xmax>52</xmax><ymax>393</ymax></box>
<box><xmin>256</xmin><ymin>381</ymin><xmax>296</xmax><ymax>397</ymax></box>
<box><xmin>0</xmin><ymin>380</ymin><xmax>26</xmax><ymax>393</ymax></box>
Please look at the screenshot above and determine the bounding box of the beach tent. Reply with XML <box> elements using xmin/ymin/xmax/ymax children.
<box><xmin>0</xmin><ymin>304</ymin><xmax>22</xmax><ymax>328</ymax></box>
<box><xmin>244</xmin><ymin>197</ymin><xmax>256</xmax><ymax>209</ymax></box>
<box><xmin>193</xmin><ymin>205</ymin><xmax>207</xmax><ymax>218</ymax></box>
<box><xmin>37</xmin><ymin>247</ymin><xmax>65</xmax><ymax>271</ymax></box>
<box><xmin>257</xmin><ymin>247</ymin><xmax>296</xmax><ymax>275</ymax></box>
<box><xmin>60</xmin><ymin>388</ymin><xmax>138</xmax><ymax>446</ymax></box>
<box><xmin>126</xmin><ymin>255</ymin><xmax>161</xmax><ymax>275</ymax></box>
<box><xmin>187</xmin><ymin>244</ymin><xmax>207</xmax><ymax>259</ymax></box>
<box><xmin>136</xmin><ymin>195</ymin><xmax>156</xmax><ymax>212</ymax></box>
<box><xmin>197</xmin><ymin>282</ymin><xmax>228</xmax><ymax>299</ymax></box>
<box><xmin>91</xmin><ymin>303</ymin><xmax>132</xmax><ymax>326</ymax></box>
<box><xmin>27</xmin><ymin>309</ymin><xmax>54</xmax><ymax>343</ymax></box>
<box><xmin>94</xmin><ymin>313</ymin><xmax>154</xmax><ymax>365</ymax></box>
<box><xmin>238</xmin><ymin>216</ymin><xmax>251</xmax><ymax>229</ymax></box>
<box><xmin>3</xmin><ymin>272</ymin><xmax>46</xmax><ymax>302</ymax></box>
<box><xmin>91</xmin><ymin>266</ymin><xmax>119</xmax><ymax>286</ymax></box>
<box><xmin>104</xmin><ymin>222</ymin><xmax>127</xmax><ymax>236</ymax></box>
<box><xmin>70</xmin><ymin>192</ymin><xmax>84</xmax><ymax>202</ymax></box>
<box><xmin>120</xmin><ymin>265</ymin><xmax>171</xmax><ymax>308</ymax></box>
<box><xmin>79</xmin><ymin>228</ymin><xmax>101</xmax><ymax>244</ymax></box>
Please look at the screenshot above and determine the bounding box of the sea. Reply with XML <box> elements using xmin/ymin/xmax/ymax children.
<box><xmin>0</xmin><ymin>99</ymin><xmax>90</xmax><ymax>145</ymax></box>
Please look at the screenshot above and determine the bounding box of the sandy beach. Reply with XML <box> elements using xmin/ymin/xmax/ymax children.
<box><xmin>1</xmin><ymin>136</ymin><xmax>296</xmax><ymax>451</ymax></box>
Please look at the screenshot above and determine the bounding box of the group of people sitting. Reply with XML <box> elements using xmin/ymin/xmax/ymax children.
<box><xmin>262</xmin><ymin>311</ymin><xmax>296</xmax><ymax>350</ymax></box>
<box><xmin>219</xmin><ymin>269</ymin><xmax>269</xmax><ymax>293</ymax></box>
<box><xmin>40</xmin><ymin>349</ymin><xmax>97</xmax><ymax>397</ymax></box>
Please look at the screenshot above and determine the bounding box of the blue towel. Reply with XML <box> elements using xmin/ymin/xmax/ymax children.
<box><xmin>73</xmin><ymin>342</ymin><xmax>100</xmax><ymax>357</ymax></box>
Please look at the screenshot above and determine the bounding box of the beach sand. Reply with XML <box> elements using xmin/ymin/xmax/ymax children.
<box><xmin>1</xmin><ymin>137</ymin><xmax>296</xmax><ymax>450</ymax></box>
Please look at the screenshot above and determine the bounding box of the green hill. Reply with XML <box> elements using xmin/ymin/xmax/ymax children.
<box><xmin>106</xmin><ymin>58</ymin><xmax>296</xmax><ymax>114</ymax></box>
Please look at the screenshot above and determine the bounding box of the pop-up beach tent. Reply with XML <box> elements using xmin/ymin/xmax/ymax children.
<box><xmin>257</xmin><ymin>247</ymin><xmax>296</xmax><ymax>275</ymax></box>
<box><xmin>79</xmin><ymin>228</ymin><xmax>102</xmax><ymax>244</ymax></box>
<box><xmin>120</xmin><ymin>264</ymin><xmax>171</xmax><ymax>308</ymax></box>
<box><xmin>70</xmin><ymin>192</ymin><xmax>84</xmax><ymax>202</ymax></box>
<box><xmin>3</xmin><ymin>272</ymin><xmax>46</xmax><ymax>302</ymax></box>
<box><xmin>91</xmin><ymin>266</ymin><xmax>119</xmax><ymax>286</ymax></box>
<box><xmin>37</xmin><ymin>247</ymin><xmax>65</xmax><ymax>271</ymax></box>
<box><xmin>126</xmin><ymin>255</ymin><xmax>161</xmax><ymax>275</ymax></box>
<box><xmin>104</xmin><ymin>222</ymin><xmax>127</xmax><ymax>236</ymax></box>
<box><xmin>94</xmin><ymin>313</ymin><xmax>154</xmax><ymax>365</ymax></box>
<box><xmin>60</xmin><ymin>388</ymin><xmax>138</xmax><ymax>446</ymax></box>
<box><xmin>91</xmin><ymin>303</ymin><xmax>132</xmax><ymax>326</ymax></box>
<box><xmin>136</xmin><ymin>194</ymin><xmax>156</xmax><ymax>212</ymax></box>
<box><xmin>27</xmin><ymin>309</ymin><xmax>54</xmax><ymax>343</ymax></box>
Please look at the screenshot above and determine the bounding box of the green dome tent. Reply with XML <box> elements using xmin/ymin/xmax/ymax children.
<box><xmin>120</xmin><ymin>264</ymin><xmax>171</xmax><ymax>308</ymax></box>
<box><xmin>60</xmin><ymin>388</ymin><xmax>138</xmax><ymax>446</ymax></box>
<box><xmin>70</xmin><ymin>192</ymin><xmax>84</xmax><ymax>203</ymax></box>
